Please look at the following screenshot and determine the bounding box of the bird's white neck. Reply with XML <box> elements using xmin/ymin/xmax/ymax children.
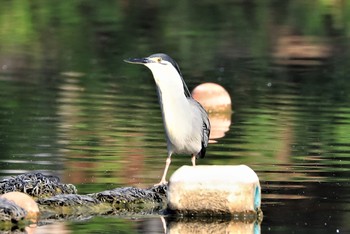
<box><xmin>150</xmin><ymin>66</ymin><xmax>190</xmax><ymax>113</ymax></box>
<box><xmin>148</xmin><ymin>64</ymin><xmax>183</xmax><ymax>92</ymax></box>
<box><xmin>145</xmin><ymin>63</ymin><xmax>192</xmax><ymax>146</ymax></box>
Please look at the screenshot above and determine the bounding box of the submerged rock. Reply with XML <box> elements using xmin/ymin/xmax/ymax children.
<box><xmin>0</xmin><ymin>173</ymin><xmax>77</xmax><ymax>198</ymax></box>
<box><xmin>37</xmin><ymin>194</ymin><xmax>110</xmax><ymax>219</ymax></box>
<box><xmin>38</xmin><ymin>194</ymin><xmax>100</xmax><ymax>207</ymax></box>
<box><xmin>37</xmin><ymin>185</ymin><xmax>168</xmax><ymax>219</ymax></box>
<box><xmin>91</xmin><ymin>185</ymin><xmax>167</xmax><ymax>205</ymax></box>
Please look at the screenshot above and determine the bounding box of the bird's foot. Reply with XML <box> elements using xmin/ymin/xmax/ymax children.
<box><xmin>154</xmin><ymin>180</ymin><xmax>168</xmax><ymax>187</ymax></box>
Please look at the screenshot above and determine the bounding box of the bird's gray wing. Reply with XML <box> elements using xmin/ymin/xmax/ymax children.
<box><xmin>193</xmin><ymin>100</ymin><xmax>210</xmax><ymax>158</ymax></box>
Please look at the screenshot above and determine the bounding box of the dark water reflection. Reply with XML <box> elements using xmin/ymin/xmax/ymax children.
<box><xmin>1</xmin><ymin>0</ymin><xmax>350</xmax><ymax>233</ymax></box>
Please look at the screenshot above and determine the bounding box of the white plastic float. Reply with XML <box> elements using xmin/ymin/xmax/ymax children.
<box><xmin>167</xmin><ymin>165</ymin><xmax>261</xmax><ymax>215</ymax></box>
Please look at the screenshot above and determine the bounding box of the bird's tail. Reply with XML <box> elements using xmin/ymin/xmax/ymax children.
<box><xmin>197</xmin><ymin>143</ymin><xmax>206</xmax><ymax>159</ymax></box>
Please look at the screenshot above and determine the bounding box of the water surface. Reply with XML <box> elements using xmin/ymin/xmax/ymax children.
<box><xmin>1</xmin><ymin>1</ymin><xmax>350</xmax><ymax>233</ymax></box>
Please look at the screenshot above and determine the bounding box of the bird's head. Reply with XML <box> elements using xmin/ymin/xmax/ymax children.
<box><xmin>124</xmin><ymin>53</ymin><xmax>191</xmax><ymax>97</ymax></box>
<box><xmin>124</xmin><ymin>53</ymin><xmax>180</xmax><ymax>73</ymax></box>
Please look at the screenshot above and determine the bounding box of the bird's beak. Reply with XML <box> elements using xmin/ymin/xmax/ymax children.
<box><xmin>124</xmin><ymin>57</ymin><xmax>149</xmax><ymax>65</ymax></box>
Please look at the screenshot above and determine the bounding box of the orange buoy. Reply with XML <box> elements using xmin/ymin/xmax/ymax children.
<box><xmin>1</xmin><ymin>192</ymin><xmax>39</xmax><ymax>222</ymax></box>
<box><xmin>192</xmin><ymin>83</ymin><xmax>232</xmax><ymax>141</ymax></box>
<box><xmin>192</xmin><ymin>82</ymin><xmax>232</xmax><ymax>113</ymax></box>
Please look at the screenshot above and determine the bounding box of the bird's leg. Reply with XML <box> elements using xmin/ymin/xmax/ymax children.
<box><xmin>191</xmin><ymin>154</ymin><xmax>196</xmax><ymax>166</ymax></box>
<box><xmin>154</xmin><ymin>156</ymin><xmax>171</xmax><ymax>186</ymax></box>
<box><xmin>160</xmin><ymin>216</ymin><xmax>167</xmax><ymax>233</ymax></box>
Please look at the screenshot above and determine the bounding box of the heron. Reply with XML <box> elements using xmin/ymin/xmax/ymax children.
<box><xmin>124</xmin><ymin>53</ymin><xmax>210</xmax><ymax>185</ymax></box>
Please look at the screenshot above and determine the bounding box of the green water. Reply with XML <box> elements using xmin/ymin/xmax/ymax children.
<box><xmin>1</xmin><ymin>1</ymin><xmax>350</xmax><ymax>233</ymax></box>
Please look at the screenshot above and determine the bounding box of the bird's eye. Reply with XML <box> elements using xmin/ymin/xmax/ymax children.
<box><xmin>157</xmin><ymin>58</ymin><xmax>162</xmax><ymax>63</ymax></box>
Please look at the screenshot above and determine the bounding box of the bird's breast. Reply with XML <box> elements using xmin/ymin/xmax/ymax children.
<box><xmin>151</xmin><ymin>71</ymin><xmax>202</xmax><ymax>154</ymax></box>
<box><xmin>160</xmin><ymin>96</ymin><xmax>202</xmax><ymax>154</ymax></box>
